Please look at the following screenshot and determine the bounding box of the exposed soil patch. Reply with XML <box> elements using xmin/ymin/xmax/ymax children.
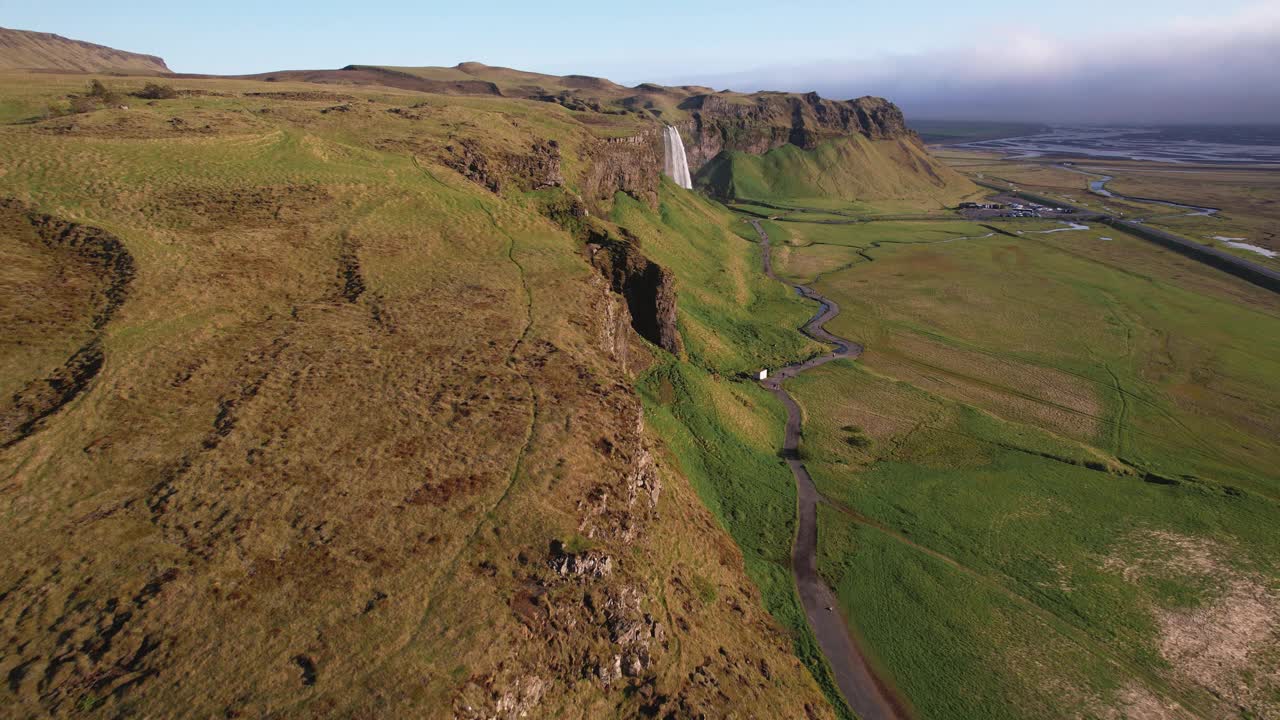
<box><xmin>292</xmin><ymin>655</ymin><xmax>318</xmax><ymax>686</ymax></box>
<box><xmin>1094</xmin><ymin>684</ymin><xmax>1193</xmax><ymax>720</ymax></box>
<box><xmin>1161</xmin><ymin>577</ymin><xmax>1277</xmax><ymax>716</ymax></box>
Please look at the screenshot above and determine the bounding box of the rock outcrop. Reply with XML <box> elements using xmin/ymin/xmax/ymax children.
<box><xmin>586</xmin><ymin>233</ymin><xmax>683</xmax><ymax>357</ymax></box>
<box><xmin>507</xmin><ymin>140</ymin><xmax>565</xmax><ymax>190</ymax></box>
<box><xmin>678</xmin><ymin>93</ymin><xmax>914</xmax><ymax>172</ymax></box>
<box><xmin>582</xmin><ymin>131</ymin><xmax>663</xmax><ymax>212</ymax></box>
<box><xmin>443</xmin><ymin>138</ymin><xmax>564</xmax><ymax>194</ymax></box>
<box><xmin>589</xmin><ymin>271</ymin><xmax>636</xmax><ymax>373</ymax></box>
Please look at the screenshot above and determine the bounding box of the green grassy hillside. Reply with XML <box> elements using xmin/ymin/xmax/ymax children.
<box><xmin>697</xmin><ymin>134</ymin><xmax>979</xmax><ymax>211</ymax></box>
<box><xmin>0</xmin><ymin>70</ymin><xmax>837</xmax><ymax>719</ymax></box>
<box><xmin>611</xmin><ymin>187</ymin><xmax>822</xmax><ymax>373</ymax></box>
<box><xmin>603</xmin><ymin>184</ymin><xmax>854</xmax><ymax>713</ymax></box>
<box><xmin>0</xmin><ymin>27</ymin><xmax>170</xmax><ymax>73</ymax></box>
<box><xmin>8</xmin><ymin>37</ymin><xmax>1271</xmax><ymax>720</ymax></box>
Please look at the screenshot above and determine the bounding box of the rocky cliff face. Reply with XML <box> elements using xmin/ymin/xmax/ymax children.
<box><xmin>443</xmin><ymin>138</ymin><xmax>564</xmax><ymax>194</ymax></box>
<box><xmin>438</xmin><ymin>128</ymin><xmax>659</xmax><ymax>215</ymax></box>
<box><xmin>586</xmin><ymin>232</ymin><xmax>683</xmax><ymax>357</ymax></box>
<box><xmin>582</xmin><ymin>131</ymin><xmax>663</xmax><ymax>212</ymax></box>
<box><xmin>678</xmin><ymin>93</ymin><xmax>913</xmax><ymax>172</ymax></box>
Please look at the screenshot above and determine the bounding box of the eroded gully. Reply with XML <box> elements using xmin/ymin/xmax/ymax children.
<box><xmin>747</xmin><ymin>219</ymin><xmax>909</xmax><ymax>720</ymax></box>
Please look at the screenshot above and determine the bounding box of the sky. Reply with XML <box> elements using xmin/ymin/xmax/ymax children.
<box><xmin>5</xmin><ymin>0</ymin><xmax>1279</xmax><ymax>123</ymax></box>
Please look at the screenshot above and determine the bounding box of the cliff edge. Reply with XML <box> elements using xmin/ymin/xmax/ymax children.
<box><xmin>0</xmin><ymin>27</ymin><xmax>171</xmax><ymax>74</ymax></box>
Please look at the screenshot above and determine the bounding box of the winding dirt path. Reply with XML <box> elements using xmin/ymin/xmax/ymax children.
<box><xmin>748</xmin><ymin>219</ymin><xmax>909</xmax><ymax>720</ymax></box>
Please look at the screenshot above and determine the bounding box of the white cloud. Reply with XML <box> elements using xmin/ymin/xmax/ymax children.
<box><xmin>677</xmin><ymin>1</ymin><xmax>1280</xmax><ymax>123</ymax></box>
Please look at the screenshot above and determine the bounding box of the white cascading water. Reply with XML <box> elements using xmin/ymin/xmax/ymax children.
<box><xmin>662</xmin><ymin>125</ymin><xmax>693</xmax><ymax>189</ymax></box>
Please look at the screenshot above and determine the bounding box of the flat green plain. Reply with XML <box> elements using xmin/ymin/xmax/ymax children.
<box><xmin>775</xmin><ymin>214</ymin><xmax>1280</xmax><ymax>719</ymax></box>
<box><xmin>626</xmin><ymin>185</ymin><xmax>853</xmax><ymax>717</ymax></box>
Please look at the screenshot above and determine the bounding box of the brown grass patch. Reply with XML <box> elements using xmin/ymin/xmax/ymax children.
<box><xmin>1094</xmin><ymin>684</ymin><xmax>1194</xmax><ymax>720</ymax></box>
<box><xmin>1103</xmin><ymin>530</ymin><xmax>1279</xmax><ymax>718</ymax></box>
<box><xmin>0</xmin><ymin>72</ymin><xmax>838</xmax><ymax>717</ymax></box>
<box><xmin>867</xmin><ymin>331</ymin><xmax>1103</xmax><ymax>441</ymax></box>
<box><xmin>153</xmin><ymin>184</ymin><xmax>331</xmax><ymax>230</ymax></box>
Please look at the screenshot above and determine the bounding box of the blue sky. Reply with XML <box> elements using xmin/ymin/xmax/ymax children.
<box><xmin>6</xmin><ymin>0</ymin><xmax>1278</xmax><ymax>121</ymax></box>
<box><xmin>2</xmin><ymin>0</ymin><xmax>1261</xmax><ymax>78</ymax></box>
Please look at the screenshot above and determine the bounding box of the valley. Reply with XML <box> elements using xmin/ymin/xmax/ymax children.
<box><xmin>1</xmin><ymin>25</ymin><xmax>1277</xmax><ymax>720</ymax></box>
<box><xmin>933</xmin><ymin>140</ymin><xmax>1280</xmax><ymax>270</ymax></box>
<box><xmin>741</xmin><ymin>186</ymin><xmax>1279</xmax><ymax>718</ymax></box>
<box><xmin>716</xmin><ymin>120</ymin><xmax>1278</xmax><ymax>717</ymax></box>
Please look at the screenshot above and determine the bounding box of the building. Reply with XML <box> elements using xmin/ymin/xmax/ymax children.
<box><xmin>756</xmin><ymin>369</ymin><xmax>769</xmax><ymax>381</ymax></box>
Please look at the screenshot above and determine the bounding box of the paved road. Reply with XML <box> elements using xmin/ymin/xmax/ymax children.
<box><xmin>972</xmin><ymin>178</ymin><xmax>1280</xmax><ymax>294</ymax></box>
<box><xmin>748</xmin><ymin>219</ymin><xmax>908</xmax><ymax>720</ymax></box>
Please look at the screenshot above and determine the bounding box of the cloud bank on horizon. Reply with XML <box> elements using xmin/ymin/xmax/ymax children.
<box><xmin>672</xmin><ymin>3</ymin><xmax>1280</xmax><ymax>124</ymax></box>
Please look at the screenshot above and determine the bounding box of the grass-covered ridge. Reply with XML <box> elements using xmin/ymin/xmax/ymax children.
<box><xmin>613</xmin><ymin>184</ymin><xmax>852</xmax><ymax>716</ymax></box>
<box><xmin>0</xmin><ymin>70</ymin><xmax>840</xmax><ymax>719</ymax></box>
<box><xmin>697</xmin><ymin>134</ymin><xmax>979</xmax><ymax>211</ymax></box>
<box><xmin>612</xmin><ymin>185</ymin><xmax>822</xmax><ymax>374</ymax></box>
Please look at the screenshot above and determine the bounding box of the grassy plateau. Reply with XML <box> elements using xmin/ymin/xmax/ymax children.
<box><xmin>0</xmin><ymin>69</ymin><xmax>839</xmax><ymax>718</ymax></box>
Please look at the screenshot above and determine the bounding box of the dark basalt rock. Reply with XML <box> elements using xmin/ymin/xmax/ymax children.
<box><xmin>582</xmin><ymin>130</ymin><xmax>663</xmax><ymax>212</ymax></box>
<box><xmin>586</xmin><ymin>231</ymin><xmax>683</xmax><ymax>357</ymax></box>
<box><xmin>676</xmin><ymin>93</ymin><xmax>914</xmax><ymax>172</ymax></box>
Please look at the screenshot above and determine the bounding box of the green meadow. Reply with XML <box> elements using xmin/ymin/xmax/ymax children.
<box><xmin>617</xmin><ymin>185</ymin><xmax>855</xmax><ymax>716</ymax></box>
<box><xmin>626</xmin><ymin>173</ymin><xmax>1280</xmax><ymax>719</ymax></box>
<box><xmin>696</xmin><ymin>134</ymin><xmax>979</xmax><ymax>212</ymax></box>
<box><xmin>771</xmin><ymin>213</ymin><xmax>1280</xmax><ymax>718</ymax></box>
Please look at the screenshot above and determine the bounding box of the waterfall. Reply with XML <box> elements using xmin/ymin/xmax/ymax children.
<box><xmin>662</xmin><ymin>125</ymin><xmax>693</xmax><ymax>190</ymax></box>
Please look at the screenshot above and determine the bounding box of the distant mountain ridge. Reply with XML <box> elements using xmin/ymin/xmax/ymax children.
<box><xmin>0</xmin><ymin>27</ymin><xmax>170</xmax><ymax>74</ymax></box>
<box><xmin>0</xmin><ymin>25</ymin><xmax>920</xmax><ymax>168</ymax></box>
<box><xmin>244</xmin><ymin>62</ymin><xmax>925</xmax><ymax>173</ymax></box>
<box><xmin>0</xmin><ymin>24</ymin><xmax>965</xmax><ymax>234</ymax></box>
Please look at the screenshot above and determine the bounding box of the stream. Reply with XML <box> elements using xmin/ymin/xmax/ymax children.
<box><xmin>1057</xmin><ymin>164</ymin><xmax>1219</xmax><ymax>217</ymax></box>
